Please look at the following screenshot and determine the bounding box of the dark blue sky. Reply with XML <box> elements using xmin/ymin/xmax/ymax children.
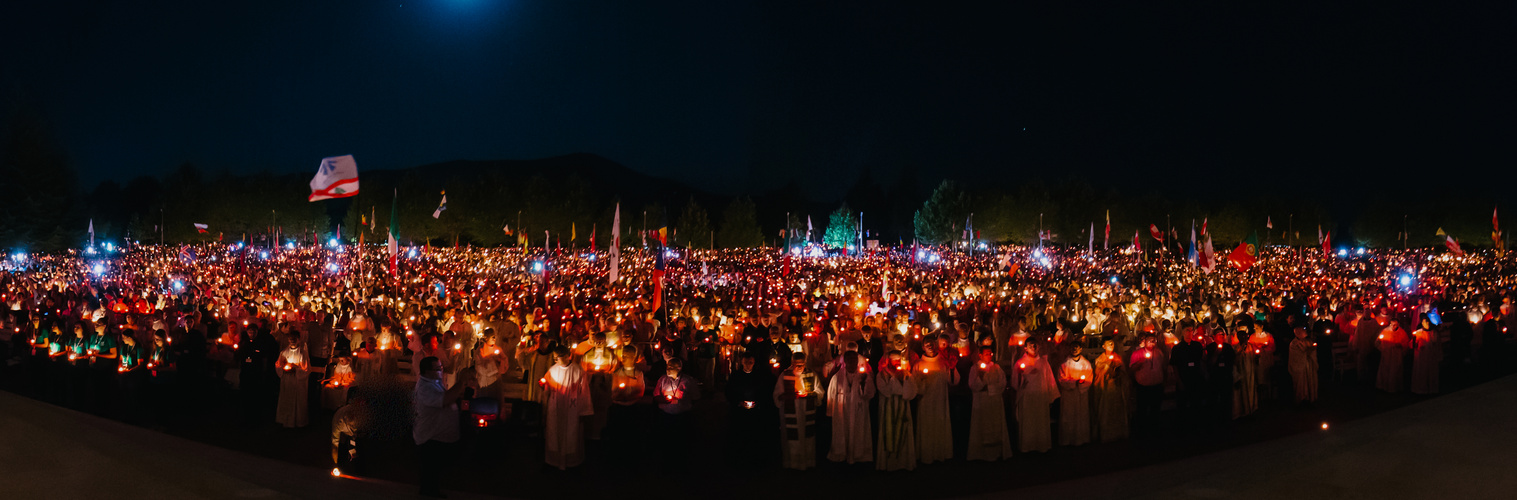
<box><xmin>4</xmin><ymin>1</ymin><xmax>1517</xmax><ymax>201</ymax></box>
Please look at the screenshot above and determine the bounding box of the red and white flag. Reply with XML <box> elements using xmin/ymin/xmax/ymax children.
<box><xmin>1149</xmin><ymin>224</ymin><xmax>1164</xmax><ymax>242</ymax></box>
<box><xmin>308</xmin><ymin>155</ymin><xmax>360</xmax><ymax>202</ymax></box>
<box><xmin>1201</xmin><ymin>218</ymin><xmax>1208</xmax><ymax>236</ymax></box>
<box><xmin>1322</xmin><ymin>231</ymin><xmax>1332</xmax><ymax>258</ymax></box>
<box><xmin>1445</xmin><ymin>235</ymin><xmax>1465</xmax><ymax>256</ymax></box>
<box><xmin>1199</xmin><ymin>234</ymin><xmax>1215</xmax><ymax>272</ymax></box>
<box><xmin>193</xmin><ymin>223</ymin><xmax>208</xmax><ymax>234</ymax></box>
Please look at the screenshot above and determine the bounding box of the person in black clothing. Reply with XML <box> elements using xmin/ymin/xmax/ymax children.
<box><xmin>725</xmin><ymin>352</ymin><xmax>776</xmax><ymax>467</ymax></box>
<box><xmin>856</xmin><ymin>326</ymin><xmax>885</xmax><ymax>369</ymax></box>
<box><xmin>1169</xmin><ymin>324</ymin><xmax>1205</xmax><ymax>417</ymax></box>
<box><xmin>1203</xmin><ymin>327</ymin><xmax>1236</xmax><ymax>420</ymax></box>
<box><xmin>238</xmin><ymin>324</ymin><xmax>280</xmax><ymax>426</ymax></box>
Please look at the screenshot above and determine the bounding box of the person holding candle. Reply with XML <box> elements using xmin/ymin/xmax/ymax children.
<box><xmin>1410</xmin><ymin>314</ymin><xmax>1442</xmax><ymax>395</ymax></box>
<box><xmin>321</xmin><ymin>353</ymin><xmax>355</xmax><ymax>410</ymax></box>
<box><xmin>915</xmin><ymin>339</ymin><xmax>957</xmax><ymax>464</ymax></box>
<box><xmin>1057</xmin><ymin>345</ymin><xmax>1093</xmax><ymax>446</ymax></box>
<box><xmin>606</xmin><ymin>344</ymin><xmax>647</xmax><ymax>462</ymax></box>
<box><xmin>876</xmin><ymin>350</ymin><xmax>918</xmax><ymax>471</ymax></box>
<box><xmin>1010</xmin><ymin>339</ymin><xmax>1058</xmax><ymax>453</ymax></box>
<box><xmin>1093</xmin><ymin>338</ymin><xmax>1130</xmax><ymax>442</ymax></box>
<box><xmin>654</xmin><ymin>356</ymin><xmax>700</xmax><ymax>465</ymax></box>
<box><xmin>967</xmin><ymin>344</ymin><xmax>1012</xmax><ymax>460</ymax></box>
<box><xmin>727</xmin><ymin>351</ymin><xmax>775</xmax><ymax>466</ymax></box>
<box><xmin>544</xmin><ymin>345</ymin><xmax>593</xmax><ymax>470</ymax></box>
<box><xmin>275</xmin><ymin>331</ymin><xmax>309</xmax><ymax>428</ymax></box>
<box><xmin>1287</xmin><ymin>326</ymin><xmax>1318</xmax><ymax>404</ymax></box>
<box><xmin>576</xmin><ymin>331</ymin><xmax>614</xmax><ymax>440</ymax></box>
<box><xmin>1376</xmin><ymin>315</ymin><xmax>1412</xmax><ymax>393</ymax></box>
<box><xmin>826</xmin><ymin>350</ymin><xmax>875</xmax><ymax>464</ymax></box>
<box><xmin>1232</xmin><ymin>328</ymin><xmax>1259</xmax><ymax>419</ymax></box>
<box><xmin>774</xmin><ymin>351</ymin><xmax>821</xmax><ymax>470</ymax></box>
<box><xmin>1130</xmin><ymin>334</ymin><xmax>1165</xmax><ymax>432</ymax></box>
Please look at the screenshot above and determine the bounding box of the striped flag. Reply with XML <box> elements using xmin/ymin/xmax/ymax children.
<box><xmin>194</xmin><ymin>223</ymin><xmax>208</xmax><ymax>234</ymax></box>
<box><xmin>308</xmin><ymin>155</ymin><xmax>360</xmax><ymax>201</ymax></box>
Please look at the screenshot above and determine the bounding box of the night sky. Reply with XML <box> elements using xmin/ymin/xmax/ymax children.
<box><xmin>3</xmin><ymin>1</ymin><xmax>1515</xmax><ymax>200</ymax></box>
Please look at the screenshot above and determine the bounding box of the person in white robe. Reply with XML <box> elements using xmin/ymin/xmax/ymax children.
<box><xmin>276</xmin><ymin>332</ymin><xmax>310</xmax><ymax>428</ymax></box>
<box><xmin>876</xmin><ymin>350</ymin><xmax>918</xmax><ymax>471</ymax></box>
<box><xmin>826</xmin><ymin>351</ymin><xmax>875</xmax><ymax>464</ymax></box>
<box><xmin>967</xmin><ymin>346</ymin><xmax>1012</xmax><ymax>460</ymax></box>
<box><xmin>915</xmin><ymin>342</ymin><xmax>958</xmax><ymax>464</ymax></box>
<box><xmin>544</xmin><ymin>346</ymin><xmax>593</xmax><ymax>470</ymax></box>
<box><xmin>1057</xmin><ymin>345</ymin><xmax>1093</xmax><ymax>446</ymax></box>
<box><xmin>1010</xmin><ymin>341</ymin><xmax>1058</xmax><ymax>453</ymax></box>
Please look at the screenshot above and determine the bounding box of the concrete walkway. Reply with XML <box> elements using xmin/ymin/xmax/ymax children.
<box><xmin>5</xmin><ymin>374</ymin><xmax>1516</xmax><ymax>500</ymax></box>
<box><xmin>976</xmin><ymin>373</ymin><xmax>1517</xmax><ymax>500</ymax></box>
<box><xmin>0</xmin><ymin>389</ymin><xmax>501</xmax><ymax>500</ymax></box>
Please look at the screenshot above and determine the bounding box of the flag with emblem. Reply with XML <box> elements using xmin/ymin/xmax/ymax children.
<box><xmin>308</xmin><ymin>155</ymin><xmax>360</xmax><ymax>201</ymax></box>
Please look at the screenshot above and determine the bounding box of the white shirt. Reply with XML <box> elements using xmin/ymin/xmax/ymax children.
<box><xmin>412</xmin><ymin>376</ymin><xmax>459</xmax><ymax>444</ymax></box>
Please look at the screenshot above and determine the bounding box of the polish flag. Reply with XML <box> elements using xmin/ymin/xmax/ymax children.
<box><xmin>194</xmin><ymin>223</ymin><xmax>208</xmax><ymax>234</ymax></box>
<box><xmin>1149</xmin><ymin>224</ymin><xmax>1164</xmax><ymax>242</ymax></box>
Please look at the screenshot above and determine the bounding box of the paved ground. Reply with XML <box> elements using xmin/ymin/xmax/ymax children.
<box><xmin>987</xmin><ymin>372</ymin><xmax>1517</xmax><ymax>500</ymax></box>
<box><xmin>4</xmin><ymin>368</ymin><xmax>1516</xmax><ymax>499</ymax></box>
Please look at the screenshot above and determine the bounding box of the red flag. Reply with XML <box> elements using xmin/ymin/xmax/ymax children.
<box><xmin>1495</xmin><ymin>207</ymin><xmax>1500</xmax><ymax>233</ymax></box>
<box><xmin>1322</xmin><ymin>231</ymin><xmax>1331</xmax><ymax>258</ymax></box>
<box><xmin>1133</xmin><ymin>230</ymin><xmax>1141</xmax><ymax>251</ymax></box>
<box><xmin>1228</xmin><ymin>232</ymin><xmax>1260</xmax><ymax>271</ymax></box>
<box><xmin>1201</xmin><ymin>218</ymin><xmax>1208</xmax><ymax>236</ymax></box>
<box><xmin>590</xmin><ymin>224</ymin><xmax>596</xmax><ymax>251</ymax></box>
<box><xmin>1149</xmin><ymin>224</ymin><xmax>1164</xmax><ymax>242</ymax></box>
<box><xmin>1445</xmin><ymin>235</ymin><xmax>1465</xmax><ymax>256</ymax></box>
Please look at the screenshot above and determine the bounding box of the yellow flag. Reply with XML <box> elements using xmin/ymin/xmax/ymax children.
<box><xmin>572</xmin><ymin>223</ymin><xmax>577</xmax><ymax>241</ymax></box>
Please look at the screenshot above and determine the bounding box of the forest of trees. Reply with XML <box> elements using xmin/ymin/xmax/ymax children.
<box><xmin>1</xmin><ymin>115</ymin><xmax>1508</xmax><ymax>254</ymax></box>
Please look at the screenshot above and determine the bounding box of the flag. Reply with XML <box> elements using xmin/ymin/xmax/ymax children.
<box><xmin>308</xmin><ymin>155</ymin><xmax>360</xmax><ymax>201</ymax></box>
<box><xmin>1322</xmin><ymin>231</ymin><xmax>1331</xmax><ymax>258</ymax></box>
<box><xmin>1088</xmin><ymin>221</ymin><xmax>1094</xmax><ymax>253</ymax></box>
<box><xmin>1318</xmin><ymin>225</ymin><xmax>1323</xmax><ymax>244</ymax></box>
<box><xmin>388</xmin><ymin>190</ymin><xmax>399</xmax><ymax>275</ymax></box>
<box><xmin>178</xmin><ymin>245</ymin><xmax>195</xmax><ymax>263</ymax></box>
<box><xmin>1201</xmin><ymin>218</ymin><xmax>1208</xmax><ymax>236</ymax></box>
<box><xmin>1104</xmin><ymin>210</ymin><xmax>1110</xmax><ymax>250</ymax></box>
<box><xmin>432</xmin><ymin>191</ymin><xmax>447</xmax><ymax>219</ymax></box>
<box><xmin>1228</xmin><ymin>231</ymin><xmax>1259</xmax><ymax>271</ymax></box>
<box><xmin>650</xmin><ymin>244</ymin><xmax>667</xmax><ymax>312</ymax></box>
<box><xmin>1266</xmin><ymin>216</ymin><xmax>1273</xmax><ymax>229</ymax></box>
<box><xmin>370</xmin><ymin>206</ymin><xmax>375</xmax><ymax>235</ymax></box>
<box><xmin>1435</xmin><ymin>227</ymin><xmax>1447</xmax><ymax>237</ymax></box>
<box><xmin>590</xmin><ymin>224</ymin><xmax>596</xmax><ymax>250</ymax></box>
<box><xmin>609</xmin><ymin>204</ymin><xmax>621</xmax><ymax>283</ymax></box>
<box><xmin>571</xmin><ymin>222</ymin><xmax>577</xmax><ymax>243</ymax></box>
<box><xmin>1189</xmin><ymin>220</ymin><xmax>1198</xmax><ymax>266</ymax></box>
<box><xmin>1149</xmin><ymin>224</ymin><xmax>1164</xmax><ymax>242</ymax></box>
<box><xmin>1445</xmin><ymin>235</ymin><xmax>1465</xmax><ymax>256</ymax></box>
<box><xmin>807</xmin><ymin>216</ymin><xmax>814</xmax><ymax>242</ymax></box>
<box><xmin>193</xmin><ymin>223</ymin><xmax>208</xmax><ymax>234</ymax></box>
<box><xmin>656</xmin><ymin>211</ymin><xmax>668</xmax><ymax>246</ymax></box>
<box><xmin>503</xmin><ymin>224</ymin><xmax>512</xmax><ymax>236</ymax></box>
<box><xmin>1495</xmin><ymin>206</ymin><xmax>1500</xmax><ymax>233</ymax></box>
<box><xmin>1133</xmin><ymin>229</ymin><xmax>1141</xmax><ymax>252</ymax></box>
<box><xmin>88</xmin><ymin>220</ymin><xmax>95</xmax><ymax>247</ymax></box>
<box><xmin>1199</xmin><ymin>234</ymin><xmax>1215</xmax><ymax>272</ymax></box>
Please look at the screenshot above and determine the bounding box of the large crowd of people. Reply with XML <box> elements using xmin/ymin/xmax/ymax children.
<box><xmin>2</xmin><ymin>239</ymin><xmax>1514</xmax><ymax>496</ymax></box>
